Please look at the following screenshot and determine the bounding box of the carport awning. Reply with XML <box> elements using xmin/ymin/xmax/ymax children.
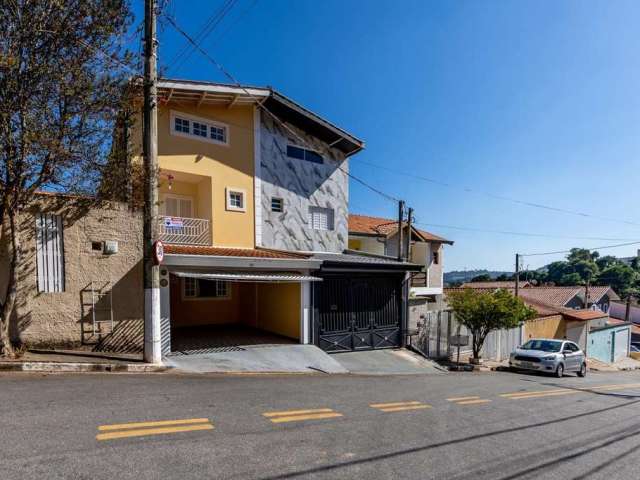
<box><xmin>171</xmin><ymin>270</ymin><xmax>322</xmax><ymax>283</ymax></box>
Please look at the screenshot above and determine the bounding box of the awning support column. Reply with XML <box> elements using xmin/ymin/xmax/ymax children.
<box><xmin>300</xmin><ymin>281</ymin><xmax>311</xmax><ymax>344</ymax></box>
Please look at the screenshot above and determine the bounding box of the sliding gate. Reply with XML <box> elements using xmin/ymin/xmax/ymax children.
<box><xmin>315</xmin><ymin>275</ymin><xmax>403</xmax><ymax>353</ymax></box>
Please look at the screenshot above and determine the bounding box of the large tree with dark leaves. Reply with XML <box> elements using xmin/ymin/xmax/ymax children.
<box><xmin>0</xmin><ymin>0</ymin><xmax>132</xmax><ymax>356</ymax></box>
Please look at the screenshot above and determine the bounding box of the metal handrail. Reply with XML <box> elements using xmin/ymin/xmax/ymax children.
<box><xmin>158</xmin><ymin>215</ymin><xmax>211</xmax><ymax>246</ymax></box>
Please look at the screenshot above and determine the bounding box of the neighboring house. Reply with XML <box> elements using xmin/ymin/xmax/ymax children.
<box><xmin>347</xmin><ymin>214</ymin><xmax>453</xmax><ymax>303</ymax></box>
<box><xmin>117</xmin><ymin>79</ymin><xmax>420</xmax><ymax>356</ymax></box>
<box><xmin>517</xmin><ymin>286</ymin><xmax>619</xmax><ymax>312</ymax></box>
<box><xmin>442</xmin><ymin>286</ymin><xmax>617</xmax><ymax>362</ymax></box>
<box><xmin>609</xmin><ymin>300</ymin><xmax>640</xmax><ymax>343</ymax></box>
<box><xmin>0</xmin><ymin>194</ymin><xmax>144</xmax><ymax>352</ymax></box>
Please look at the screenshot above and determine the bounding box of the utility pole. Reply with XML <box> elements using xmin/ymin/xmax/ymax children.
<box><xmin>625</xmin><ymin>296</ymin><xmax>632</xmax><ymax>323</ymax></box>
<box><xmin>405</xmin><ymin>207</ymin><xmax>413</xmax><ymax>262</ymax></box>
<box><xmin>397</xmin><ymin>200</ymin><xmax>405</xmax><ymax>261</ymax></box>
<box><xmin>143</xmin><ymin>0</ymin><xmax>161</xmax><ymax>364</ymax></box>
<box><xmin>515</xmin><ymin>253</ymin><xmax>520</xmax><ymax>297</ymax></box>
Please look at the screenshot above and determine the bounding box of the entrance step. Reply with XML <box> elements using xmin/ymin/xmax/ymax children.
<box><xmin>164</xmin><ymin>345</ymin><xmax>348</xmax><ymax>374</ymax></box>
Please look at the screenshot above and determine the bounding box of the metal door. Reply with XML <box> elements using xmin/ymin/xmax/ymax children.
<box><xmin>316</xmin><ymin>275</ymin><xmax>402</xmax><ymax>353</ymax></box>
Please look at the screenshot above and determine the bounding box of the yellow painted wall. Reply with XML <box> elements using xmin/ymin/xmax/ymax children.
<box><xmin>132</xmin><ymin>103</ymin><xmax>255</xmax><ymax>248</ymax></box>
<box><xmin>524</xmin><ymin>315</ymin><xmax>566</xmax><ymax>341</ymax></box>
<box><xmin>348</xmin><ymin>239</ymin><xmax>362</xmax><ymax>251</ymax></box>
<box><xmin>256</xmin><ymin>283</ymin><xmax>301</xmax><ymax>340</ymax></box>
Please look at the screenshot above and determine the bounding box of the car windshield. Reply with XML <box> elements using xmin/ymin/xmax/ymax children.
<box><xmin>521</xmin><ymin>340</ymin><xmax>563</xmax><ymax>352</ymax></box>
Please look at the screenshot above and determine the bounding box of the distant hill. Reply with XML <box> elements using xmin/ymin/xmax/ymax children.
<box><xmin>444</xmin><ymin>270</ymin><xmax>514</xmax><ymax>286</ymax></box>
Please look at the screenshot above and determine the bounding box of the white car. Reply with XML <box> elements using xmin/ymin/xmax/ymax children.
<box><xmin>509</xmin><ymin>339</ymin><xmax>587</xmax><ymax>378</ymax></box>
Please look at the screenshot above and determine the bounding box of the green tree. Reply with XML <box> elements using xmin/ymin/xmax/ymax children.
<box><xmin>597</xmin><ymin>264</ymin><xmax>639</xmax><ymax>297</ymax></box>
<box><xmin>0</xmin><ymin>0</ymin><xmax>132</xmax><ymax>357</ymax></box>
<box><xmin>447</xmin><ymin>288</ymin><xmax>537</xmax><ymax>362</ymax></box>
<box><xmin>470</xmin><ymin>274</ymin><xmax>492</xmax><ymax>283</ymax></box>
<box><xmin>596</xmin><ymin>255</ymin><xmax>619</xmax><ymax>271</ymax></box>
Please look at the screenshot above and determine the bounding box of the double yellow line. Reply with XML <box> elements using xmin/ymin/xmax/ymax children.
<box><xmin>96</xmin><ymin>418</ymin><xmax>214</xmax><ymax>441</ymax></box>
<box><xmin>263</xmin><ymin>408</ymin><xmax>343</xmax><ymax>424</ymax></box>
<box><xmin>447</xmin><ymin>396</ymin><xmax>492</xmax><ymax>405</ymax></box>
<box><xmin>370</xmin><ymin>401</ymin><xmax>432</xmax><ymax>412</ymax></box>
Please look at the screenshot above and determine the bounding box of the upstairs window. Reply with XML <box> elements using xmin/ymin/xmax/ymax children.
<box><xmin>36</xmin><ymin>213</ymin><xmax>65</xmax><ymax>293</ymax></box>
<box><xmin>174</xmin><ymin>117</ymin><xmax>190</xmax><ymax>134</ymax></box>
<box><xmin>271</xmin><ymin>197</ymin><xmax>283</xmax><ymax>213</ymax></box>
<box><xmin>432</xmin><ymin>251</ymin><xmax>440</xmax><ymax>265</ymax></box>
<box><xmin>287</xmin><ymin>145</ymin><xmax>323</xmax><ymax>164</ymax></box>
<box><xmin>170</xmin><ymin>110</ymin><xmax>229</xmax><ymax>146</ymax></box>
<box><xmin>226</xmin><ymin>188</ymin><xmax>246</xmax><ymax>212</ymax></box>
<box><xmin>308</xmin><ymin>206</ymin><xmax>334</xmax><ymax>231</ymax></box>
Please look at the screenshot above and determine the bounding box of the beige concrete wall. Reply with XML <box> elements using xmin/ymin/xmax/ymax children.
<box><xmin>130</xmin><ymin>103</ymin><xmax>256</xmax><ymax>249</ymax></box>
<box><xmin>0</xmin><ymin>197</ymin><xmax>143</xmax><ymax>351</ymax></box>
<box><xmin>524</xmin><ymin>315</ymin><xmax>566</xmax><ymax>341</ymax></box>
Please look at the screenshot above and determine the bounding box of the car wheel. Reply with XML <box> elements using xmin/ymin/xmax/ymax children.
<box><xmin>577</xmin><ymin>363</ymin><xmax>587</xmax><ymax>377</ymax></box>
<box><xmin>555</xmin><ymin>363</ymin><xmax>564</xmax><ymax>378</ymax></box>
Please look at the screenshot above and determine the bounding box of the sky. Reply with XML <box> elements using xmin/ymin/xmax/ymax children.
<box><xmin>132</xmin><ymin>0</ymin><xmax>640</xmax><ymax>271</ymax></box>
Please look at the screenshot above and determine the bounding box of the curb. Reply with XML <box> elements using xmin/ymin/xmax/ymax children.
<box><xmin>0</xmin><ymin>362</ymin><xmax>167</xmax><ymax>373</ymax></box>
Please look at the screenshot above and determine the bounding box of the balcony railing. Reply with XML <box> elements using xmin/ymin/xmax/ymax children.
<box><xmin>158</xmin><ymin>216</ymin><xmax>210</xmax><ymax>246</ymax></box>
<box><xmin>411</xmin><ymin>272</ymin><xmax>428</xmax><ymax>287</ymax></box>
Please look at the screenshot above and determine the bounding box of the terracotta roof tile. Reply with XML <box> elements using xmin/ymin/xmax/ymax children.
<box><xmin>461</xmin><ymin>281</ymin><xmax>531</xmax><ymax>289</ymax></box>
<box><xmin>164</xmin><ymin>244</ymin><xmax>310</xmax><ymax>259</ymax></box>
<box><xmin>349</xmin><ymin>214</ymin><xmax>453</xmax><ymax>244</ymax></box>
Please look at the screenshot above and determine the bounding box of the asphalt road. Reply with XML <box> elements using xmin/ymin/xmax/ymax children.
<box><xmin>1</xmin><ymin>368</ymin><xmax>640</xmax><ymax>479</ymax></box>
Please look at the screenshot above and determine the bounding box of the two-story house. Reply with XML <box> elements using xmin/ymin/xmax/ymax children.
<box><xmin>348</xmin><ymin>214</ymin><xmax>453</xmax><ymax>307</ymax></box>
<box><xmin>121</xmin><ymin>79</ymin><xmax>420</xmax><ymax>356</ymax></box>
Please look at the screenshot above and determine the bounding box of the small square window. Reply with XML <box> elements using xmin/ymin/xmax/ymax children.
<box><xmin>175</xmin><ymin>117</ymin><xmax>190</xmax><ymax>133</ymax></box>
<box><xmin>91</xmin><ymin>241</ymin><xmax>103</xmax><ymax>252</ymax></box>
<box><xmin>271</xmin><ymin>197</ymin><xmax>283</xmax><ymax>213</ymax></box>
<box><xmin>193</xmin><ymin>121</ymin><xmax>207</xmax><ymax>137</ymax></box>
<box><xmin>210</xmin><ymin>125</ymin><xmax>226</xmax><ymax>143</ymax></box>
<box><xmin>308</xmin><ymin>206</ymin><xmax>334</xmax><ymax>231</ymax></box>
<box><xmin>226</xmin><ymin>188</ymin><xmax>245</xmax><ymax>212</ymax></box>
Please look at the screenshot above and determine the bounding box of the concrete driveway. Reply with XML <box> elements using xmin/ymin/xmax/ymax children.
<box><xmin>332</xmin><ymin>348</ymin><xmax>446</xmax><ymax>375</ymax></box>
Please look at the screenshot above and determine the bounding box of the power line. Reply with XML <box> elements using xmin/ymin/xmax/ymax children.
<box><xmin>520</xmin><ymin>241</ymin><xmax>640</xmax><ymax>258</ymax></box>
<box><xmin>163</xmin><ymin>13</ymin><xmax>401</xmax><ymax>204</ymax></box>
<box><xmin>412</xmin><ymin>221</ymin><xmax>640</xmax><ymax>242</ymax></box>
<box><xmin>354</xmin><ymin>159</ymin><xmax>640</xmax><ymax>229</ymax></box>
<box><xmin>165</xmin><ymin>0</ymin><xmax>239</xmax><ymax>73</ymax></box>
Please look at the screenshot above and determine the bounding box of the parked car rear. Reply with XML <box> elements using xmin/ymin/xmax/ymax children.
<box><xmin>509</xmin><ymin>339</ymin><xmax>587</xmax><ymax>378</ymax></box>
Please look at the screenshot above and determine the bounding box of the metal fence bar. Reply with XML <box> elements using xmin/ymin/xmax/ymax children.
<box><xmin>158</xmin><ymin>216</ymin><xmax>210</xmax><ymax>245</ymax></box>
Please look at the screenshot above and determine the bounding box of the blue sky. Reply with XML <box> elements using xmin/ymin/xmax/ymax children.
<box><xmin>135</xmin><ymin>0</ymin><xmax>640</xmax><ymax>271</ymax></box>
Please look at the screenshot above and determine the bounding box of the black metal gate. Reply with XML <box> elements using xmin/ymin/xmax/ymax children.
<box><xmin>315</xmin><ymin>275</ymin><xmax>402</xmax><ymax>353</ymax></box>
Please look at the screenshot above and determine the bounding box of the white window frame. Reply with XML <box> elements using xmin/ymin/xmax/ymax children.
<box><xmin>182</xmin><ymin>277</ymin><xmax>230</xmax><ymax>301</ymax></box>
<box><xmin>308</xmin><ymin>206</ymin><xmax>335</xmax><ymax>231</ymax></box>
<box><xmin>169</xmin><ymin>110</ymin><xmax>230</xmax><ymax>147</ymax></box>
<box><xmin>271</xmin><ymin>197</ymin><xmax>284</xmax><ymax>213</ymax></box>
<box><xmin>226</xmin><ymin>187</ymin><xmax>246</xmax><ymax>212</ymax></box>
<box><xmin>161</xmin><ymin>193</ymin><xmax>194</xmax><ymax>218</ymax></box>
<box><xmin>35</xmin><ymin>213</ymin><xmax>65</xmax><ymax>293</ymax></box>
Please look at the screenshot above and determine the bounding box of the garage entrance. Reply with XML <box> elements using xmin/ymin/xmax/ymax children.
<box><xmin>315</xmin><ymin>274</ymin><xmax>403</xmax><ymax>353</ymax></box>
<box><xmin>166</xmin><ymin>271</ymin><xmax>317</xmax><ymax>355</ymax></box>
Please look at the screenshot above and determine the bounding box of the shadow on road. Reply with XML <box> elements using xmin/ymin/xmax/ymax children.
<box><xmin>259</xmin><ymin>398</ymin><xmax>640</xmax><ymax>480</ymax></box>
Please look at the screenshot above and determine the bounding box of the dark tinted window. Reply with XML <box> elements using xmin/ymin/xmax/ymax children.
<box><xmin>305</xmin><ymin>150</ymin><xmax>323</xmax><ymax>164</ymax></box>
<box><xmin>522</xmin><ymin>340</ymin><xmax>562</xmax><ymax>352</ymax></box>
<box><xmin>286</xmin><ymin>145</ymin><xmax>305</xmax><ymax>160</ymax></box>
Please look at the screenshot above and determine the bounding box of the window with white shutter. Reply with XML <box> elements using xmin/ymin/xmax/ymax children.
<box><xmin>308</xmin><ymin>207</ymin><xmax>334</xmax><ymax>231</ymax></box>
<box><xmin>36</xmin><ymin>213</ymin><xmax>65</xmax><ymax>293</ymax></box>
<box><xmin>162</xmin><ymin>195</ymin><xmax>193</xmax><ymax>218</ymax></box>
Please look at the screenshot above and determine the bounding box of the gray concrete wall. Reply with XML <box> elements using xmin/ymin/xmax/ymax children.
<box><xmin>0</xmin><ymin>196</ymin><xmax>143</xmax><ymax>352</ymax></box>
<box><xmin>258</xmin><ymin>111</ymin><xmax>349</xmax><ymax>253</ymax></box>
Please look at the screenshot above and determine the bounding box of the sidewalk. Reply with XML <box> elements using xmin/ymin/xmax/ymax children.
<box><xmin>0</xmin><ymin>350</ymin><xmax>165</xmax><ymax>373</ymax></box>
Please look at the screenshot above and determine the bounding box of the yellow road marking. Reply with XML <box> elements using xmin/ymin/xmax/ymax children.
<box><xmin>98</xmin><ymin>418</ymin><xmax>211</xmax><ymax>431</ymax></box>
<box><xmin>370</xmin><ymin>401</ymin><xmax>422</xmax><ymax>409</ymax></box>
<box><xmin>378</xmin><ymin>404</ymin><xmax>432</xmax><ymax>412</ymax></box>
<box><xmin>268</xmin><ymin>412</ymin><xmax>343</xmax><ymax>423</ymax></box>
<box><xmin>456</xmin><ymin>399</ymin><xmax>492</xmax><ymax>405</ymax></box>
<box><xmin>263</xmin><ymin>408</ymin><xmax>334</xmax><ymax>418</ymax></box>
<box><xmin>447</xmin><ymin>396</ymin><xmax>480</xmax><ymax>402</ymax></box>
<box><xmin>96</xmin><ymin>423</ymin><xmax>214</xmax><ymax>441</ymax></box>
<box><xmin>504</xmin><ymin>390</ymin><xmax>579</xmax><ymax>400</ymax></box>
<box><xmin>500</xmin><ymin>388</ymin><xmax>570</xmax><ymax>398</ymax></box>
<box><xmin>263</xmin><ymin>408</ymin><xmax>343</xmax><ymax>424</ymax></box>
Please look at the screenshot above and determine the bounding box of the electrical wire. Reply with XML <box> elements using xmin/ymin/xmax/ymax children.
<box><xmin>412</xmin><ymin>221</ymin><xmax>640</xmax><ymax>242</ymax></box>
<box><xmin>520</xmin><ymin>241</ymin><xmax>640</xmax><ymax>257</ymax></box>
<box><xmin>354</xmin><ymin>159</ymin><xmax>640</xmax><ymax>229</ymax></box>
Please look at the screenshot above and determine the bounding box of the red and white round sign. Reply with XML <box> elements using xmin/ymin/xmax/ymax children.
<box><xmin>153</xmin><ymin>240</ymin><xmax>164</xmax><ymax>265</ymax></box>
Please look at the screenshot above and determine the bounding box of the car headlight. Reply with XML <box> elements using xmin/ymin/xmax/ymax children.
<box><xmin>542</xmin><ymin>355</ymin><xmax>557</xmax><ymax>361</ymax></box>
